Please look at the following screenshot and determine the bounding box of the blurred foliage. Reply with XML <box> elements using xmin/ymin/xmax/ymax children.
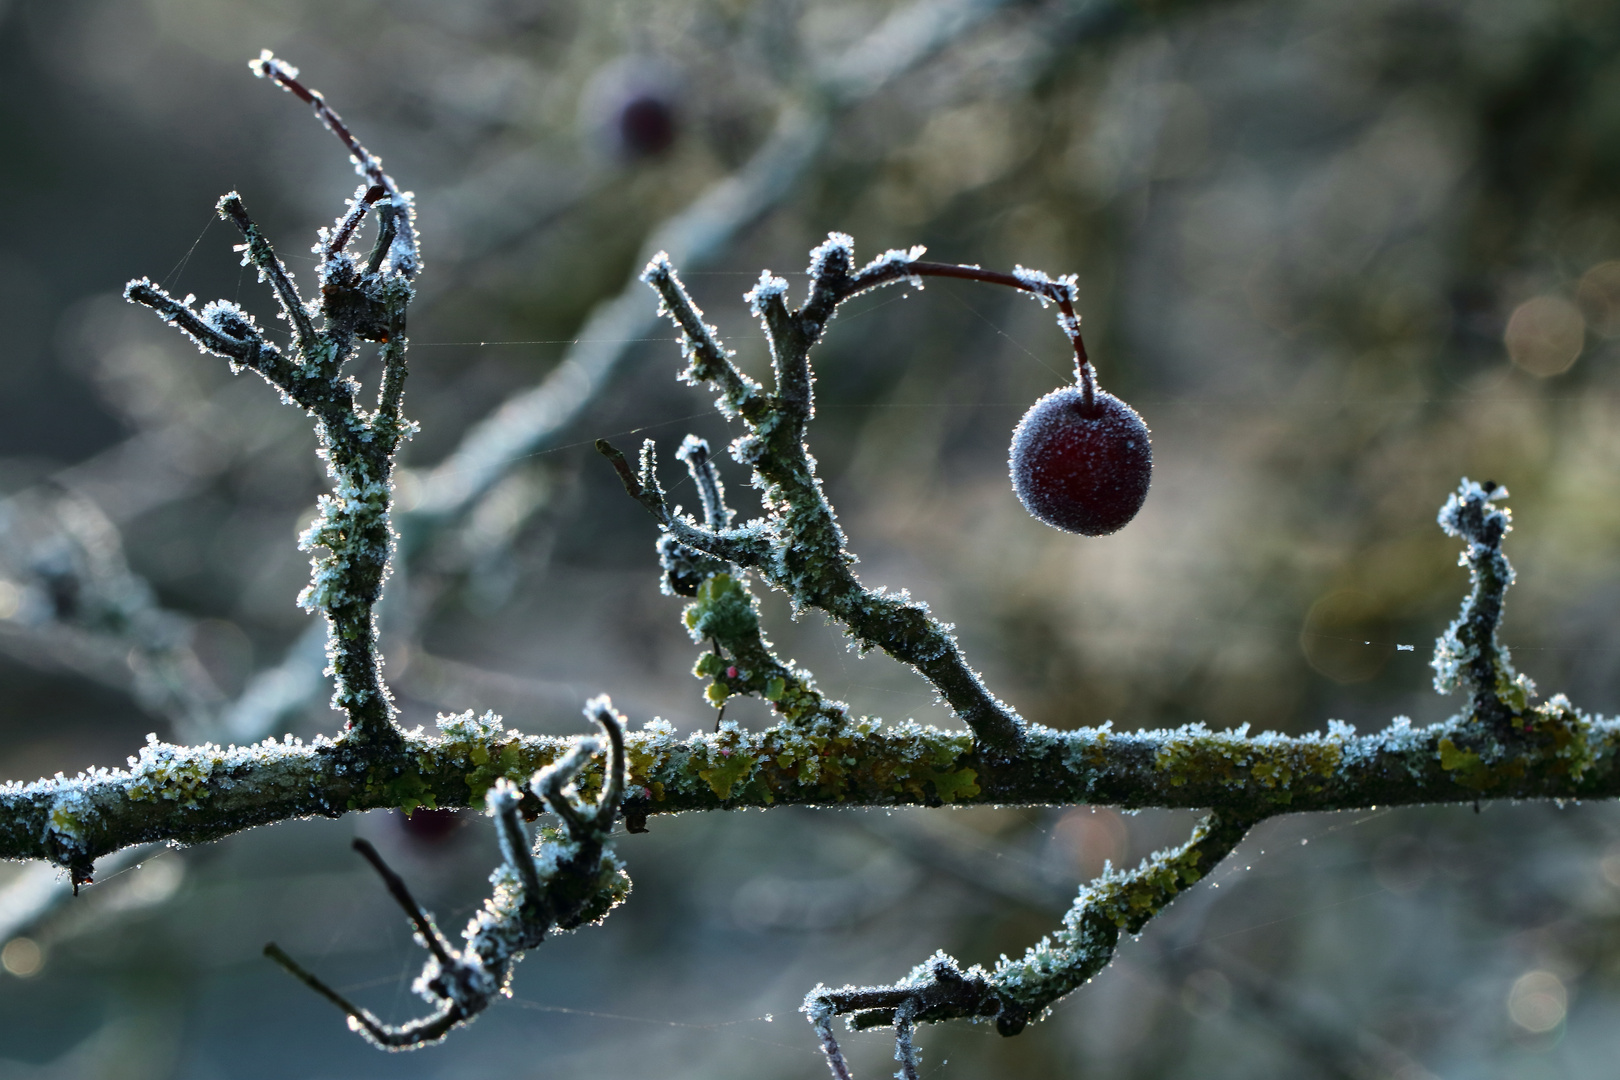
<box><xmin>5</xmin><ymin>0</ymin><xmax>1620</xmax><ymax>1076</ymax></box>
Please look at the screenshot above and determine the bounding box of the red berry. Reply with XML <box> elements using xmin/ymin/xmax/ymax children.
<box><xmin>397</xmin><ymin>807</ymin><xmax>462</xmax><ymax>844</ymax></box>
<box><xmin>1009</xmin><ymin>385</ymin><xmax>1152</xmax><ymax>535</ymax></box>
<box><xmin>579</xmin><ymin>58</ymin><xmax>682</xmax><ymax>162</ymax></box>
<box><xmin>617</xmin><ymin>94</ymin><xmax>678</xmax><ymax>158</ymax></box>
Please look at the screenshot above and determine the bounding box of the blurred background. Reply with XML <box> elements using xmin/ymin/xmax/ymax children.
<box><xmin>2</xmin><ymin>0</ymin><xmax>1620</xmax><ymax>1076</ymax></box>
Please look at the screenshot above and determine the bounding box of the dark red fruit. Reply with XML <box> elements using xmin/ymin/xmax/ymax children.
<box><xmin>1009</xmin><ymin>386</ymin><xmax>1152</xmax><ymax>535</ymax></box>
<box><xmin>617</xmin><ymin>94</ymin><xmax>678</xmax><ymax>158</ymax></box>
<box><xmin>580</xmin><ymin>58</ymin><xmax>682</xmax><ymax>162</ymax></box>
<box><xmin>397</xmin><ymin>807</ymin><xmax>463</xmax><ymax>844</ymax></box>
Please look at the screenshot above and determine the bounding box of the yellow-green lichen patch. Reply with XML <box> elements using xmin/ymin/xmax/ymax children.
<box><xmin>1524</xmin><ymin>695</ymin><xmax>1597</xmax><ymax>781</ymax></box>
<box><xmin>1149</xmin><ymin>725</ymin><xmax>1343</xmax><ymax>796</ymax></box>
<box><xmin>926</xmin><ymin>767</ymin><xmax>980</xmax><ymax>803</ymax></box>
<box><xmin>684</xmin><ymin>573</ymin><xmax>758</xmax><ymax>642</ymax></box>
<box><xmin>1436</xmin><ymin>735</ymin><xmax>1525</xmax><ymax>791</ymax></box>
<box><xmin>874</xmin><ymin>725</ymin><xmax>977</xmax><ymax>802</ymax></box>
<box><xmin>368</xmin><ymin>765</ymin><xmax>436</xmax><ymax>814</ymax></box>
<box><xmin>1437</xmin><ymin>694</ymin><xmax>1600</xmax><ymax>793</ymax></box>
<box><xmin>1086</xmin><ymin>817</ymin><xmax>1229</xmax><ymax>936</ymax></box>
<box><xmin>127</xmin><ymin>734</ymin><xmax>222</xmax><ymax>808</ymax></box>
<box><xmin>624</xmin><ymin>718</ymin><xmax>679</xmax><ymax>794</ymax></box>
<box><xmin>1496</xmin><ymin>671</ymin><xmax>1534</xmax><ymax>715</ymax></box>
<box><xmin>1437</xmin><ymin>737</ymin><xmax>1483</xmax><ymax>775</ymax></box>
<box><xmin>463</xmin><ymin>741</ymin><xmax>530</xmax><ymax>802</ymax></box>
<box><xmin>434</xmin><ymin>710</ymin><xmax>548</xmax><ymax>802</ymax></box>
<box><xmin>46</xmin><ymin>785</ymin><xmax>94</xmax><ymax>846</ymax></box>
<box><xmin>696</xmin><ymin>737</ymin><xmax>760</xmax><ymax>800</ymax></box>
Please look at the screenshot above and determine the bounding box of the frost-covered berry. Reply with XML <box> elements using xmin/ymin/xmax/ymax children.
<box><xmin>1009</xmin><ymin>383</ymin><xmax>1151</xmax><ymax>535</ymax></box>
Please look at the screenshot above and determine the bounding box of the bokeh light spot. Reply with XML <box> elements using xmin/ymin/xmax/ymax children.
<box><xmin>1508</xmin><ymin>971</ymin><xmax>1567</xmax><ymax>1033</ymax></box>
<box><xmin>1</xmin><ymin>936</ymin><xmax>43</xmax><ymax>978</ymax></box>
<box><xmin>1051</xmin><ymin>806</ymin><xmax>1128</xmax><ymax>879</ymax></box>
<box><xmin>1504</xmin><ymin>296</ymin><xmax>1584</xmax><ymax>376</ymax></box>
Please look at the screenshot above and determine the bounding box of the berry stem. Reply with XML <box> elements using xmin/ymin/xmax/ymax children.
<box><xmin>904</xmin><ymin>261</ymin><xmax>1090</xmax><ymax>377</ymax></box>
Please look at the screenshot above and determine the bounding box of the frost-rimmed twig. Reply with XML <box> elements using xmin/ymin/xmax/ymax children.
<box><xmin>264</xmin><ymin>697</ymin><xmax>630</xmax><ymax>1048</ymax></box>
<box><xmin>0</xmin><ymin>0</ymin><xmax>1142</xmax><ymax>788</ymax></box>
<box><xmin>802</xmin><ymin>811</ymin><xmax>1253</xmax><ymax>1077</ymax></box>
<box><xmin>101</xmin><ymin>62</ymin><xmax>643</xmax><ymax>1046</ymax></box>
<box><xmin>1432</xmin><ymin>479</ymin><xmax>1534</xmax><ymax>736</ymax></box>
<box><xmin>3</xmin><ymin>30</ymin><xmax>1619</xmax><ymax>1070</ymax></box>
<box><xmin>648</xmin><ymin>435</ymin><xmax>854</xmax><ymax>733</ymax></box>
<box><xmin>0</xmin><ymin>483</ymin><xmax>1605</xmax><ymax>873</ymax></box>
<box><xmin>600</xmin><ymin>239</ymin><xmax>1109</xmax><ymax>757</ymax></box>
<box><xmin>4</xmin><ymin>472</ymin><xmax>1620</xmax><ymax>1043</ymax></box>
<box><xmin>0</xmin><ymin>0</ymin><xmax>1146</xmax><ymax>775</ymax></box>
<box><xmin>124</xmin><ymin>53</ymin><xmax>417</xmax><ymax>749</ymax></box>
<box><xmin>591</xmin><ymin>238</ymin><xmax>1617</xmax><ymax>1067</ymax></box>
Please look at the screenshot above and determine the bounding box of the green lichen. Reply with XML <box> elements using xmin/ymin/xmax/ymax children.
<box><xmin>127</xmin><ymin>738</ymin><xmax>220</xmax><ymax>809</ymax></box>
<box><xmin>697</xmin><ymin>749</ymin><xmax>758</xmax><ymax>799</ymax></box>
<box><xmin>1150</xmin><ymin>727</ymin><xmax>1342</xmax><ymax>799</ymax></box>
<box><xmin>1435</xmin><ymin>693</ymin><xmax>1599</xmax><ymax>793</ymax></box>
<box><xmin>367</xmin><ymin>765</ymin><xmax>435</xmax><ymax>814</ymax></box>
<box><xmin>684</xmin><ymin>574</ymin><xmax>758</xmax><ymax>642</ymax></box>
<box><xmin>925</xmin><ymin>767</ymin><xmax>979</xmax><ymax>803</ymax></box>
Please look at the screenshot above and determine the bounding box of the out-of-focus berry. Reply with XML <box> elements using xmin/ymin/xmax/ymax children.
<box><xmin>579</xmin><ymin>57</ymin><xmax>682</xmax><ymax>162</ymax></box>
<box><xmin>397</xmin><ymin>807</ymin><xmax>463</xmax><ymax>844</ymax></box>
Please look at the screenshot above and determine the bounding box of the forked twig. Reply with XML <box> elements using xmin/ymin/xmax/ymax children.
<box><xmin>265</xmin><ymin>699</ymin><xmax>631</xmax><ymax>1048</ymax></box>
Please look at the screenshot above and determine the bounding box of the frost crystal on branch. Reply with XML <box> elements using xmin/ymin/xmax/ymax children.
<box><xmin>606</xmin><ymin>237</ymin><xmax>1042</xmax><ymax>756</ymax></box>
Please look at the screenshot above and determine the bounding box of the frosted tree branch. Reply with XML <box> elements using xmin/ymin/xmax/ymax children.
<box><xmin>4</xmin><ymin>37</ymin><xmax>1616</xmax><ymax>1070</ymax></box>
<box><xmin>124</xmin><ymin>55</ymin><xmax>418</xmax><ymax>753</ymax></box>
<box><xmin>612</xmin><ymin>240</ymin><xmax>1033</xmax><ymax>755</ymax></box>
<box><xmin>263</xmin><ymin>699</ymin><xmax>630</xmax><ymax>1048</ymax></box>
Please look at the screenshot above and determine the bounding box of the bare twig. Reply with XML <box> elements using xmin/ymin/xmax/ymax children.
<box><xmin>265</xmin><ymin>699</ymin><xmax>631</xmax><ymax>1048</ymax></box>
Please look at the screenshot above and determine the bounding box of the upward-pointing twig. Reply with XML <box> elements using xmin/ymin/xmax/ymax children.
<box><xmin>125</xmin><ymin>54</ymin><xmax>418</xmax><ymax>747</ymax></box>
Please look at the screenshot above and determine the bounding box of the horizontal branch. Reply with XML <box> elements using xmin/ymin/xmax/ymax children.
<box><xmin>3</xmin><ymin>697</ymin><xmax>1611</xmax><ymax>875</ymax></box>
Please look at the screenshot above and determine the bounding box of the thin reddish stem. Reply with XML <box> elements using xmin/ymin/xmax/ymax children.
<box><xmin>253</xmin><ymin>55</ymin><xmax>394</xmax><ymax>196</ymax></box>
<box><xmin>904</xmin><ymin>261</ymin><xmax>1090</xmax><ymax>378</ymax></box>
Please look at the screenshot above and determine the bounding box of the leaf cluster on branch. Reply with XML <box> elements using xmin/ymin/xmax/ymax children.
<box><xmin>1</xmin><ymin>52</ymin><xmax>1616</xmax><ymax>1075</ymax></box>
